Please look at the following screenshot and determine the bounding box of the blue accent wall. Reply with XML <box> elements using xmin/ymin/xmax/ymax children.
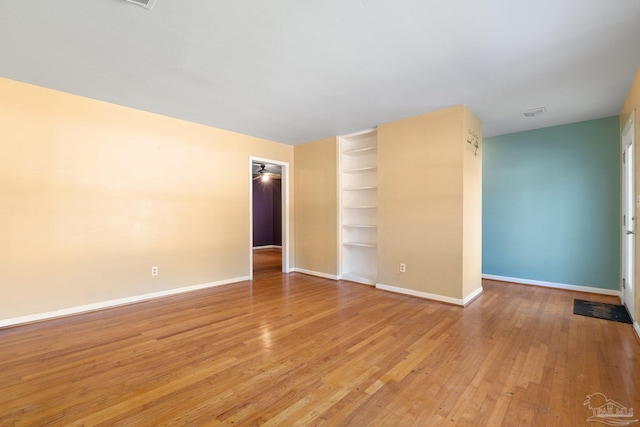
<box><xmin>483</xmin><ymin>116</ymin><xmax>620</xmax><ymax>290</ymax></box>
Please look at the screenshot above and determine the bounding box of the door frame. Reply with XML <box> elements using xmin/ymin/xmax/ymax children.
<box><xmin>249</xmin><ymin>156</ymin><xmax>291</xmax><ymax>279</ymax></box>
<box><xmin>622</xmin><ymin>112</ymin><xmax>635</xmax><ymax>319</ymax></box>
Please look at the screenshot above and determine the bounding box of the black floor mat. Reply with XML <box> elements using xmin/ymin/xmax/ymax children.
<box><xmin>573</xmin><ymin>299</ymin><xmax>633</xmax><ymax>324</ymax></box>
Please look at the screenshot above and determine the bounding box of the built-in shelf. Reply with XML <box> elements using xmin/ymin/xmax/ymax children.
<box><xmin>343</xmin><ymin>186</ymin><xmax>377</xmax><ymax>191</ymax></box>
<box><xmin>340</xmin><ymin>129</ymin><xmax>378</xmax><ymax>285</ymax></box>
<box><xmin>343</xmin><ymin>242</ymin><xmax>377</xmax><ymax>248</ymax></box>
<box><xmin>341</xmin><ymin>272</ymin><xmax>376</xmax><ymax>285</ymax></box>
<box><xmin>343</xmin><ymin>166</ymin><xmax>377</xmax><ymax>174</ymax></box>
<box><xmin>343</xmin><ymin>146</ymin><xmax>377</xmax><ymax>156</ymax></box>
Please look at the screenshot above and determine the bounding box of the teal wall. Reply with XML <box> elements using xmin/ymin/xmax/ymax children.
<box><xmin>483</xmin><ymin>116</ymin><xmax>620</xmax><ymax>290</ymax></box>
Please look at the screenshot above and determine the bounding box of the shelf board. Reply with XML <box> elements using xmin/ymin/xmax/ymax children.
<box><xmin>343</xmin><ymin>241</ymin><xmax>377</xmax><ymax>247</ymax></box>
<box><xmin>341</xmin><ymin>272</ymin><xmax>376</xmax><ymax>285</ymax></box>
<box><xmin>343</xmin><ymin>186</ymin><xmax>377</xmax><ymax>191</ymax></box>
<box><xmin>343</xmin><ymin>205</ymin><xmax>377</xmax><ymax>209</ymax></box>
<box><xmin>343</xmin><ymin>224</ymin><xmax>377</xmax><ymax>228</ymax></box>
<box><xmin>343</xmin><ymin>166</ymin><xmax>377</xmax><ymax>174</ymax></box>
<box><xmin>343</xmin><ymin>146</ymin><xmax>377</xmax><ymax>156</ymax></box>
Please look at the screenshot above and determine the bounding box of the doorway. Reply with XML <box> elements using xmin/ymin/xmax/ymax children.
<box><xmin>622</xmin><ymin>114</ymin><xmax>635</xmax><ymax>319</ymax></box>
<box><xmin>249</xmin><ymin>157</ymin><xmax>290</xmax><ymax>279</ymax></box>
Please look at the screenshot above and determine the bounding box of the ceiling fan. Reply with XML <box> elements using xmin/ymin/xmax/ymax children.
<box><xmin>253</xmin><ymin>163</ymin><xmax>281</xmax><ymax>182</ymax></box>
<box><xmin>256</xmin><ymin>164</ymin><xmax>270</xmax><ymax>182</ymax></box>
<box><xmin>252</xmin><ymin>162</ymin><xmax>282</xmax><ymax>182</ymax></box>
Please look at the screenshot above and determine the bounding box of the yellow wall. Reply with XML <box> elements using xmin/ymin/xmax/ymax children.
<box><xmin>620</xmin><ymin>67</ymin><xmax>640</xmax><ymax>324</ymax></box>
<box><xmin>462</xmin><ymin>108</ymin><xmax>483</xmax><ymax>300</ymax></box>
<box><xmin>294</xmin><ymin>137</ymin><xmax>338</xmax><ymax>275</ymax></box>
<box><xmin>2</xmin><ymin>76</ymin><xmax>483</xmax><ymax>321</ymax></box>
<box><xmin>0</xmin><ymin>77</ymin><xmax>293</xmax><ymax>321</ymax></box>
<box><xmin>378</xmin><ymin>106</ymin><xmax>475</xmax><ymax>300</ymax></box>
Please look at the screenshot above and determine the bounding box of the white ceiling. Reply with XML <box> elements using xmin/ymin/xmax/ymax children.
<box><xmin>1</xmin><ymin>1</ymin><xmax>639</xmax><ymax>145</ymax></box>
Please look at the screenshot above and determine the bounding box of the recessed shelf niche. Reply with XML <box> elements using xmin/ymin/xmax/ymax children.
<box><xmin>339</xmin><ymin>129</ymin><xmax>378</xmax><ymax>285</ymax></box>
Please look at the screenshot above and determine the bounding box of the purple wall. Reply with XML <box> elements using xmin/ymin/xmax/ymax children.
<box><xmin>272</xmin><ymin>179</ymin><xmax>282</xmax><ymax>244</ymax></box>
<box><xmin>253</xmin><ymin>178</ymin><xmax>282</xmax><ymax>247</ymax></box>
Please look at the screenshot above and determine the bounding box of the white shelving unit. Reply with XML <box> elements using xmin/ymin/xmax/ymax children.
<box><xmin>339</xmin><ymin>129</ymin><xmax>378</xmax><ymax>285</ymax></box>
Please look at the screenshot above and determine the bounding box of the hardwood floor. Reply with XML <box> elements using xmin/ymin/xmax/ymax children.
<box><xmin>252</xmin><ymin>248</ymin><xmax>282</xmax><ymax>277</ymax></box>
<box><xmin>0</xmin><ymin>265</ymin><xmax>638</xmax><ymax>425</ymax></box>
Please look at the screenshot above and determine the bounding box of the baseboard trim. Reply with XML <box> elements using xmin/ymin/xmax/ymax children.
<box><xmin>376</xmin><ymin>283</ymin><xmax>474</xmax><ymax>306</ymax></box>
<box><xmin>463</xmin><ymin>287</ymin><xmax>484</xmax><ymax>306</ymax></box>
<box><xmin>0</xmin><ymin>276</ymin><xmax>250</xmax><ymax>329</ymax></box>
<box><xmin>291</xmin><ymin>268</ymin><xmax>339</xmax><ymax>280</ymax></box>
<box><xmin>253</xmin><ymin>245</ymin><xmax>282</xmax><ymax>250</ymax></box>
<box><xmin>634</xmin><ymin>322</ymin><xmax>640</xmax><ymax>341</ymax></box>
<box><xmin>482</xmin><ymin>274</ymin><xmax>621</xmax><ymax>297</ymax></box>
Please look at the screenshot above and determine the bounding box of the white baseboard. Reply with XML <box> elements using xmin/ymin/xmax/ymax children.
<box><xmin>482</xmin><ymin>274</ymin><xmax>621</xmax><ymax>297</ymax></box>
<box><xmin>0</xmin><ymin>276</ymin><xmax>250</xmax><ymax>329</ymax></box>
<box><xmin>376</xmin><ymin>283</ymin><xmax>482</xmax><ymax>307</ymax></box>
<box><xmin>634</xmin><ymin>322</ymin><xmax>640</xmax><ymax>341</ymax></box>
<box><xmin>339</xmin><ymin>272</ymin><xmax>376</xmax><ymax>286</ymax></box>
<box><xmin>253</xmin><ymin>245</ymin><xmax>282</xmax><ymax>250</ymax></box>
<box><xmin>463</xmin><ymin>287</ymin><xmax>484</xmax><ymax>306</ymax></box>
<box><xmin>291</xmin><ymin>268</ymin><xmax>338</xmax><ymax>280</ymax></box>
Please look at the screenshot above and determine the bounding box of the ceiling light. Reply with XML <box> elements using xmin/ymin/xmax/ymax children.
<box><xmin>523</xmin><ymin>107</ymin><xmax>546</xmax><ymax>117</ymax></box>
<box><xmin>258</xmin><ymin>164</ymin><xmax>270</xmax><ymax>182</ymax></box>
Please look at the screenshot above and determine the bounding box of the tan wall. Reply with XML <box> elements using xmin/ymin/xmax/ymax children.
<box><xmin>294</xmin><ymin>137</ymin><xmax>338</xmax><ymax>275</ymax></box>
<box><xmin>620</xmin><ymin>67</ymin><xmax>640</xmax><ymax>323</ymax></box>
<box><xmin>378</xmin><ymin>106</ymin><xmax>466</xmax><ymax>299</ymax></box>
<box><xmin>462</xmin><ymin>109</ymin><xmax>483</xmax><ymax>300</ymax></box>
<box><xmin>0</xmin><ymin>77</ymin><xmax>293</xmax><ymax>321</ymax></box>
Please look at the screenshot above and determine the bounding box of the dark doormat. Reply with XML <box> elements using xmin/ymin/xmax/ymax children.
<box><xmin>573</xmin><ymin>299</ymin><xmax>633</xmax><ymax>324</ymax></box>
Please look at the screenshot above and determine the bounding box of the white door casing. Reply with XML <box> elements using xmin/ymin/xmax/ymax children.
<box><xmin>249</xmin><ymin>156</ymin><xmax>291</xmax><ymax>278</ymax></box>
<box><xmin>622</xmin><ymin>113</ymin><xmax>635</xmax><ymax>319</ymax></box>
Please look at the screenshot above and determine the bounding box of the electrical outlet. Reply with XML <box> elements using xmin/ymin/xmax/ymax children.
<box><xmin>400</xmin><ymin>263</ymin><xmax>406</xmax><ymax>273</ymax></box>
<box><xmin>151</xmin><ymin>266</ymin><xmax>158</xmax><ymax>276</ymax></box>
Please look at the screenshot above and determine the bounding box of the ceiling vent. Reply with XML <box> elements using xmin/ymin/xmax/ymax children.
<box><xmin>523</xmin><ymin>107</ymin><xmax>546</xmax><ymax>117</ymax></box>
<box><xmin>126</xmin><ymin>0</ymin><xmax>157</xmax><ymax>10</ymax></box>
